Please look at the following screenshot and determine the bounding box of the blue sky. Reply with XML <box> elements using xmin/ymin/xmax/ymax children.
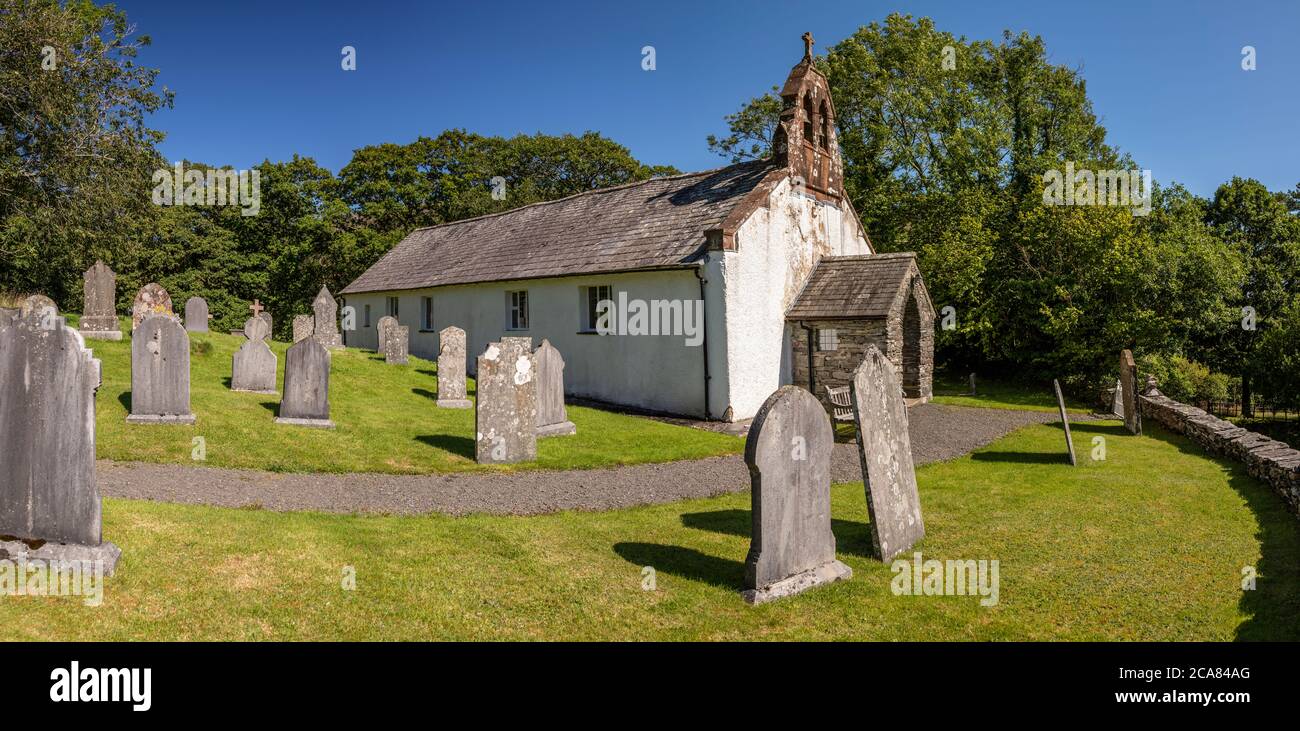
<box><xmin>118</xmin><ymin>0</ymin><xmax>1299</xmax><ymax>197</ymax></box>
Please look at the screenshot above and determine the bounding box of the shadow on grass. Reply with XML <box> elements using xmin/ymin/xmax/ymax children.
<box><xmin>117</xmin><ymin>391</ymin><xmax>131</xmax><ymax>412</ymax></box>
<box><xmin>258</xmin><ymin>401</ymin><xmax>280</xmax><ymax>418</ymax></box>
<box><xmin>413</xmin><ymin>388</ymin><xmax>436</xmax><ymax>401</ymax></box>
<box><xmin>415</xmin><ymin>434</ymin><xmax>475</xmax><ymax>459</ymax></box>
<box><xmin>680</xmin><ymin>508</ymin><xmax>880</xmax><ymax>560</ymax></box>
<box><xmin>1068</xmin><ymin>422</ymin><xmax>1129</xmax><ymax>436</ymax></box>
<box><xmin>612</xmin><ymin>542</ymin><xmax>743</xmax><ymax>590</ymax></box>
<box><xmin>221</xmin><ymin>376</ymin><xmax>232</xmax><ymax>388</ymax></box>
<box><xmin>1139</xmin><ymin>424</ymin><xmax>1300</xmax><ymax>641</ymax></box>
<box><xmin>970</xmin><ymin>451</ymin><xmax>1070</xmax><ymax>465</ymax></box>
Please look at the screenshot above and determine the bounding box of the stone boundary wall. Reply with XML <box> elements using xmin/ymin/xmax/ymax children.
<box><xmin>1139</xmin><ymin>388</ymin><xmax>1300</xmax><ymax>517</ymax></box>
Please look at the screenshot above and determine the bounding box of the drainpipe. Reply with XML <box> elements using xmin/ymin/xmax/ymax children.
<box><xmin>800</xmin><ymin>321</ymin><xmax>816</xmax><ymax>394</ymax></box>
<box><xmin>695</xmin><ymin>264</ymin><xmax>712</xmax><ymax>420</ymax></box>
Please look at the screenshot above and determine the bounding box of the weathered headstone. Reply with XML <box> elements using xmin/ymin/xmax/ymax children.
<box><xmin>258</xmin><ymin>311</ymin><xmax>273</xmax><ymax>337</ymax></box>
<box><xmin>474</xmin><ymin>340</ymin><xmax>537</xmax><ymax>463</ymax></box>
<box><xmin>376</xmin><ymin>315</ymin><xmax>398</xmax><ymax>354</ymax></box>
<box><xmin>292</xmin><ymin>314</ymin><xmax>315</xmax><ymax>343</ymax></box>
<box><xmin>231</xmin><ymin>316</ymin><xmax>278</xmax><ymax>394</ymax></box>
<box><xmin>312</xmin><ymin>286</ymin><xmax>343</xmax><ymax>349</ymax></box>
<box><xmin>20</xmin><ymin>294</ymin><xmax>57</xmax><ymax>319</ymax></box>
<box><xmin>276</xmin><ymin>337</ymin><xmax>334</xmax><ymax>428</ymax></box>
<box><xmin>968</xmin><ymin>372</ymin><xmax>978</xmax><ymax>396</ymax></box>
<box><xmin>436</xmin><ymin>325</ymin><xmax>471</xmax><ymax>408</ymax></box>
<box><xmin>131</xmin><ymin>283</ymin><xmax>173</xmax><ymax>331</ymax></box>
<box><xmin>80</xmin><ymin>261</ymin><xmax>122</xmax><ymax>340</ymax></box>
<box><xmin>742</xmin><ymin>386</ymin><xmax>851</xmax><ymax>604</ymax></box>
<box><xmin>127</xmin><ymin>313</ymin><xmax>195</xmax><ymax>424</ymax></box>
<box><xmin>1110</xmin><ymin>378</ymin><xmax>1125</xmax><ymax>418</ymax></box>
<box><xmin>385</xmin><ymin>325</ymin><xmax>409</xmax><ymax>365</ymax></box>
<box><xmin>184</xmin><ymin>296</ymin><xmax>210</xmax><ymax>333</ymax></box>
<box><xmin>534</xmin><ymin>339</ymin><xmax>575</xmax><ymax>437</ymax></box>
<box><xmin>849</xmin><ymin>345</ymin><xmax>925</xmax><ymax>562</ymax></box>
<box><xmin>1054</xmin><ymin>379</ymin><xmax>1077</xmax><ymax>466</ymax></box>
<box><xmin>0</xmin><ymin>312</ymin><xmax>120</xmax><ymax>572</ymax></box>
<box><xmin>1119</xmin><ymin>349</ymin><xmax>1141</xmax><ymax>435</ymax></box>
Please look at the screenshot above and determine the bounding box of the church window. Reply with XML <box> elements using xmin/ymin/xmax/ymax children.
<box><xmin>386</xmin><ymin>296</ymin><xmax>399</xmax><ymax>317</ymax></box>
<box><xmin>581</xmin><ymin>285</ymin><xmax>612</xmax><ymax>332</ymax></box>
<box><xmin>818</xmin><ymin>328</ymin><xmax>838</xmax><ymax>351</ymax></box>
<box><xmin>507</xmin><ymin>290</ymin><xmax>529</xmax><ymax>330</ymax></box>
<box><xmin>802</xmin><ymin>94</ymin><xmax>815</xmax><ymax>142</ymax></box>
<box><xmin>819</xmin><ymin>100</ymin><xmax>830</xmax><ymax>149</ymax></box>
<box><xmin>421</xmin><ymin>296</ymin><xmax>434</xmax><ymax>331</ymax></box>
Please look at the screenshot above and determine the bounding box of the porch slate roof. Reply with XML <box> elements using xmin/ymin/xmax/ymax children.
<box><xmin>785</xmin><ymin>253</ymin><xmax>919</xmax><ymax>320</ymax></box>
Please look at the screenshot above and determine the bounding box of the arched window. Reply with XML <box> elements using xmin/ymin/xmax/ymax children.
<box><xmin>819</xmin><ymin>101</ymin><xmax>830</xmax><ymax>150</ymax></box>
<box><xmin>802</xmin><ymin>94</ymin><xmax>814</xmax><ymax>142</ymax></box>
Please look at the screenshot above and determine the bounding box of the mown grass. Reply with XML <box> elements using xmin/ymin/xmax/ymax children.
<box><xmin>82</xmin><ymin>322</ymin><xmax>741</xmax><ymax>474</ymax></box>
<box><xmin>931</xmin><ymin>371</ymin><xmax>1091</xmax><ymax>414</ymax></box>
<box><xmin>3</xmin><ymin>420</ymin><xmax>1294</xmax><ymax>640</ymax></box>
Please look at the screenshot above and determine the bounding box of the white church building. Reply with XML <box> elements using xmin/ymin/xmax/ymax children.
<box><xmin>341</xmin><ymin>36</ymin><xmax>934</xmax><ymax>422</ymax></box>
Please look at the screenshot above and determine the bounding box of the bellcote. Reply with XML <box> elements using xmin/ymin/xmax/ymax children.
<box><xmin>772</xmin><ymin>32</ymin><xmax>843</xmax><ymax>202</ymax></box>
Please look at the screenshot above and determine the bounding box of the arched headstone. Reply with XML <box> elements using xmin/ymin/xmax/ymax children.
<box><xmin>436</xmin><ymin>325</ymin><xmax>470</xmax><ymax>408</ymax></box>
<box><xmin>742</xmin><ymin>386</ymin><xmax>850</xmax><ymax>604</ymax></box>
<box><xmin>131</xmin><ymin>283</ymin><xmax>174</xmax><ymax>331</ymax></box>
<box><xmin>535</xmin><ymin>339</ymin><xmax>575</xmax><ymax>437</ymax></box>
<box><xmin>275</xmin><ymin>338</ymin><xmax>334</xmax><ymax>428</ymax></box>
<box><xmin>127</xmin><ymin>313</ymin><xmax>195</xmax><ymax>424</ymax></box>
<box><xmin>184</xmin><ymin>296</ymin><xmax>210</xmax><ymax>333</ymax></box>
<box><xmin>376</xmin><ymin>315</ymin><xmax>398</xmax><ymax>354</ymax></box>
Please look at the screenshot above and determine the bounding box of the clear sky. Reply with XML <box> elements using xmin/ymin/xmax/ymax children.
<box><xmin>117</xmin><ymin>0</ymin><xmax>1299</xmax><ymax>197</ymax></box>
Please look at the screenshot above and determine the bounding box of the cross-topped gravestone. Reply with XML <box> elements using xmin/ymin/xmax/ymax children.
<box><xmin>276</xmin><ymin>337</ymin><xmax>334</xmax><ymax>428</ymax></box>
<box><xmin>385</xmin><ymin>325</ymin><xmax>409</xmax><ymax>365</ymax></box>
<box><xmin>249</xmin><ymin>299</ymin><xmax>264</xmax><ymax>318</ymax></box>
<box><xmin>1054</xmin><ymin>379</ymin><xmax>1077</xmax><ymax>466</ymax></box>
<box><xmin>312</xmin><ymin>286</ymin><xmax>342</xmax><ymax>349</ymax></box>
<box><xmin>292</xmin><ymin>314</ymin><xmax>314</xmax><ymax>343</ymax></box>
<box><xmin>184</xmin><ymin>296</ymin><xmax>210</xmax><ymax>333</ymax></box>
<box><xmin>436</xmin><ymin>325</ymin><xmax>471</xmax><ymax>408</ymax></box>
<box><xmin>231</xmin><ymin>316</ymin><xmax>278</xmax><ymax>394</ymax></box>
<box><xmin>850</xmin><ymin>345</ymin><xmax>925</xmax><ymax>562</ymax></box>
<box><xmin>127</xmin><ymin>313</ymin><xmax>195</xmax><ymax>424</ymax></box>
<box><xmin>534</xmin><ymin>339</ymin><xmax>575</xmax><ymax>437</ymax></box>
<box><xmin>742</xmin><ymin>385</ymin><xmax>851</xmax><ymax>604</ymax></box>
<box><xmin>0</xmin><ymin>312</ymin><xmax>120</xmax><ymax>572</ymax></box>
<box><xmin>474</xmin><ymin>340</ymin><xmax>537</xmax><ymax>463</ymax></box>
<box><xmin>131</xmin><ymin>283</ymin><xmax>173</xmax><ymax>331</ymax></box>
<box><xmin>1119</xmin><ymin>349</ymin><xmax>1141</xmax><ymax>435</ymax></box>
<box><xmin>80</xmin><ymin>261</ymin><xmax>121</xmax><ymax>340</ymax></box>
<box><xmin>376</xmin><ymin>316</ymin><xmax>398</xmax><ymax>354</ymax></box>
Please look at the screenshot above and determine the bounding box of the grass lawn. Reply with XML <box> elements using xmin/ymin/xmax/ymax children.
<box><xmin>3</xmin><ymin>419</ymin><xmax>1295</xmax><ymax>640</ymax></box>
<box><xmin>931</xmin><ymin>371</ymin><xmax>1092</xmax><ymax>414</ymax></box>
<box><xmin>82</xmin><ymin>323</ymin><xmax>741</xmax><ymax>474</ymax></box>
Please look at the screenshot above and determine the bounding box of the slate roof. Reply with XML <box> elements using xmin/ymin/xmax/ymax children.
<box><xmin>340</xmin><ymin>159</ymin><xmax>778</xmax><ymax>294</ymax></box>
<box><xmin>785</xmin><ymin>253</ymin><xmax>920</xmax><ymax>320</ymax></box>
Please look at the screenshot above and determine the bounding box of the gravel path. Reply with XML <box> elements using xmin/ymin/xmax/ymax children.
<box><xmin>99</xmin><ymin>403</ymin><xmax>1064</xmax><ymax>517</ymax></box>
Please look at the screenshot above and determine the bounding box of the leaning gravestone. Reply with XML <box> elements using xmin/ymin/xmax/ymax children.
<box><xmin>313</xmin><ymin>286</ymin><xmax>343</xmax><ymax>349</ymax></box>
<box><xmin>1054</xmin><ymin>379</ymin><xmax>1077</xmax><ymax>466</ymax></box>
<box><xmin>184</xmin><ymin>296</ymin><xmax>210</xmax><ymax>333</ymax></box>
<box><xmin>276</xmin><ymin>337</ymin><xmax>334</xmax><ymax>428</ymax></box>
<box><xmin>534</xmin><ymin>339</ymin><xmax>575</xmax><ymax>437</ymax></box>
<box><xmin>0</xmin><ymin>312</ymin><xmax>121</xmax><ymax>572</ymax></box>
<box><xmin>231</xmin><ymin>316</ymin><xmax>278</xmax><ymax>394</ymax></box>
<box><xmin>742</xmin><ymin>386</ymin><xmax>851</xmax><ymax>604</ymax></box>
<box><xmin>128</xmin><ymin>313</ymin><xmax>195</xmax><ymax>424</ymax></box>
<box><xmin>131</xmin><ymin>283</ymin><xmax>173</xmax><ymax>331</ymax></box>
<box><xmin>1119</xmin><ymin>349</ymin><xmax>1141</xmax><ymax>435</ymax></box>
<box><xmin>849</xmin><ymin>345</ymin><xmax>925</xmax><ymax>562</ymax></box>
<box><xmin>385</xmin><ymin>325</ymin><xmax>409</xmax><ymax>365</ymax></box>
<box><xmin>474</xmin><ymin>340</ymin><xmax>537</xmax><ymax>463</ymax></box>
<box><xmin>436</xmin><ymin>325</ymin><xmax>471</xmax><ymax>408</ymax></box>
<box><xmin>292</xmin><ymin>315</ymin><xmax>314</xmax><ymax>343</ymax></box>
<box><xmin>376</xmin><ymin>315</ymin><xmax>398</xmax><ymax>354</ymax></box>
<box><xmin>80</xmin><ymin>261</ymin><xmax>122</xmax><ymax>340</ymax></box>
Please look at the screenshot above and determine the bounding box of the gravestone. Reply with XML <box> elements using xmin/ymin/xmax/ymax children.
<box><xmin>1054</xmin><ymin>379</ymin><xmax>1077</xmax><ymax>466</ymax></box>
<box><xmin>385</xmin><ymin>325</ymin><xmax>409</xmax><ymax>365</ymax></box>
<box><xmin>534</xmin><ymin>339</ymin><xmax>575</xmax><ymax>437</ymax></box>
<box><xmin>0</xmin><ymin>308</ymin><xmax>16</xmax><ymax>324</ymax></box>
<box><xmin>259</xmin><ymin>311</ymin><xmax>273</xmax><ymax>337</ymax></box>
<box><xmin>184</xmin><ymin>296</ymin><xmax>210</xmax><ymax>333</ymax></box>
<box><xmin>1110</xmin><ymin>378</ymin><xmax>1125</xmax><ymax>418</ymax></box>
<box><xmin>742</xmin><ymin>386</ymin><xmax>851</xmax><ymax>604</ymax></box>
<box><xmin>849</xmin><ymin>345</ymin><xmax>925</xmax><ymax>562</ymax></box>
<box><xmin>0</xmin><ymin>312</ymin><xmax>120</xmax><ymax>572</ymax></box>
<box><xmin>376</xmin><ymin>315</ymin><xmax>398</xmax><ymax>354</ymax></box>
<box><xmin>127</xmin><ymin>313</ymin><xmax>195</xmax><ymax>424</ymax></box>
<box><xmin>474</xmin><ymin>340</ymin><xmax>537</xmax><ymax>463</ymax></box>
<box><xmin>292</xmin><ymin>315</ymin><xmax>314</xmax><ymax>343</ymax></box>
<box><xmin>436</xmin><ymin>325</ymin><xmax>471</xmax><ymax>408</ymax></box>
<box><xmin>80</xmin><ymin>261</ymin><xmax>122</xmax><ymax>340</ymax></box>
<box><xmin>276</xmin><ymin>337</ymin><xmax>334</xmax><ymax>428</ymax></box>
<box><xmin>313</xmin><ymin>286</ymin><xmax>343</xmax><ymax>349</ymax></box>
<box><xmin>231</xmin><ymin>316</ymin><xmax>278</xmax><ymax>394</ymax></box>
<box><xmin>1119</xmin><ymin>349</ymin><xmax>1141</xmax><ymax>435</ymax></box>
<box><xmin>968</xmin><ymin>372</ymin><xmax>978</xmax><ymax>396</ymax></box>
<box><xmin>131</xmin><ymin>283</ymin><xmax>173</xmax><ymax>331</ymax></box>
<box><xmin>20</xmin><ymin>294</ymin><xmax>57</xmax><ymax>319</ymax></box>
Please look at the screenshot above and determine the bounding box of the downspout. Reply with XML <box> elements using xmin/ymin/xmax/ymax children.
<box><xmin>800</xmin><ymin>321</ymin><xmax>815</xmax><ymax>394</ymax></box>
<box><xmin>695</xmin><ymin>263</ymin><xmax>712</xmax><ymax>420</ymax></box>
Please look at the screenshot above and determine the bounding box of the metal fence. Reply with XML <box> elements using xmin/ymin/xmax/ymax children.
<box><xmin>1198</xmin><ymin>400</ymin><xmax>1299</xmax><ymax>421</ymax></box>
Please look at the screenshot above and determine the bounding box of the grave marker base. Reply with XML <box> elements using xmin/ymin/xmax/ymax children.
<box><xmin>538</xmin><ymin>420</ymin><xmax>576</xmax><ymax>437</ymax></box>
<box><xmin>274</xmin><ymin>417</ymin><xmax>336</xmax><ymax>429</ymax></box>
<box><xmin>126</xmin><ymin>413</ymin><xmax>196</xmax><ymax>425</ymax></box>
<box><xmin>742</xmin><ymin>560</ymin><xmax>851</xmax><ymax>605</ymax></box>
<box><xmin>80</xmin><ymin>331</ymin><xmax>123</xmax><ymax>341</ymax></box>
<box><xmin>0</xmin><ymin>538</ymin><xmax>122</xmax><ymax>576</ymax></box>
<box><xmin>436</xmin><ymin>398</ymin><xmax>472</xmax><ymax>409</ymax></box>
